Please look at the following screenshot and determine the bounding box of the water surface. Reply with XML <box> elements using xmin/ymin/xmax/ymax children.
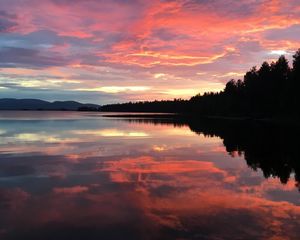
<box><xmin>0</xmin><ymin>111</ymin><xmax>299</xmax><ymax>240</ymax></box>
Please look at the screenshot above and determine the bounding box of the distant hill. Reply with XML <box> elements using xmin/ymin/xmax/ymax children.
<box><xmin>0</xmin><ymin>98</ymin><xmax>100</xmax><ymax>111</ymax></box>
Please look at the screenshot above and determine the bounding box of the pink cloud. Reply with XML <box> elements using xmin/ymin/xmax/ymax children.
<box><xmin>53</xmin><ymin>186</ymin><xmax>89</xmax><ymax>194</ymax></box>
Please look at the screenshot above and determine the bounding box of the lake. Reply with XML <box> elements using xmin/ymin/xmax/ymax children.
<box><xmin>0</xmin><ymin>111</ymin><xmax>299</xmax><ymax>240</ymax></box>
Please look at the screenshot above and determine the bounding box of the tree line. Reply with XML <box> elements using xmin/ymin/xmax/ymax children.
<box><xmin>101</xmin><ymin>49</ymin><xmax>300</xmax><ymax>118</ymax></box>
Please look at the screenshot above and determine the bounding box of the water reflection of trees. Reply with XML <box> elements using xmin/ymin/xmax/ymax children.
<box><xmin>119</xmin><ymin>117</ymin><xmax>300</xmax><ymax>189</ymax></box>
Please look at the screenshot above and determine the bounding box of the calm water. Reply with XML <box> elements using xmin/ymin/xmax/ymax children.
<box><xmin>0</xmin><ymin>111</ymin><xmax>299</xmax><ymax>240</ymax></box>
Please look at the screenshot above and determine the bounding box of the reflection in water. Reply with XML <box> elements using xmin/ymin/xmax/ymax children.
<box><xmin>0</xmin><ymin>112</ymin><xmax>300</xmax><ymax>240</ymax></box>
<box><xmin>127</xmin><ymin>117</ymin><xmax>300</xmax><ymax>189</ymax></box>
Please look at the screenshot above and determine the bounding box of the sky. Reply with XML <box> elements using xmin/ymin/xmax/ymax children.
<box><xmin>0</xmin><ymin>0</ymin><xmax>300</xmax><ymax>104</ymax></box>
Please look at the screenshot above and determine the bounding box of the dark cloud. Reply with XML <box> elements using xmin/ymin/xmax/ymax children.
<box><xmin>50</xmin><ymin>0</ymin><xmax>140</xmax><ymax>5</ymax></box>
<box><xmin>152</xmin><ymin>28</ymin><xmax>189</xmax><ymax>41</ymax></box>
<box><xmin>0</xmin><ymin>47</ymin><xmax>70</xmax><ymax>69</ymax></box>
<box><xmin>0</xmin><ymin>83</ymin><xmax>20</xmax><ymax>89</ymax></box>
<box><xmin>0</xmin><ymin>10</ymin><xmax>17</xmax><ymax>19</ymax></box>
<box><xmin>264</xmin><ymin>24</ymin><xmax>300</xmax><ymax>42</ymax></box>
<box><xmin>0</xmin><ymin>18</ymin><xmax>17</xmax><ymax>33</ymax></box>
<box><xmin>0</xmin><ymin>10</ymin><xmax>18</xmax><ymax>33</ymax></box>
<box><xmin>182</xmin><ymin>0</ymin><xmax>265</xmax><ymax>18</ymax></box>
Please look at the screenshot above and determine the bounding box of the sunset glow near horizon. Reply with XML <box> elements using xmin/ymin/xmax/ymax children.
<box><xmin>0</xmin><ymin>0</ymin><xmax>300</xmax><ymax>104</ymax></box>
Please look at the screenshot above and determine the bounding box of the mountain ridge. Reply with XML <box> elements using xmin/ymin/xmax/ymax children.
<box><xmin>0</xmin><ymin>98</ymin><xmax>100</xmax><ymax>110</ymax></box>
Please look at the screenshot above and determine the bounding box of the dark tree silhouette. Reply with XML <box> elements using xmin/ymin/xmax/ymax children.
<box><xmin>291</xmin><ymin>49</ymin><xmax>300</xmax><ymax>115</ymax></box>
<box><xmin>101</xmin><ymin>99</ymin><xmax>188</xmax><ymax>113</ymax></box>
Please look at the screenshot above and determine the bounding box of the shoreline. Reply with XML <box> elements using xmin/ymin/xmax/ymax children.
<box><xmin>102</xmin><ymin>112</ymin><xmax>300</xmax><ymax>127</ymax></box>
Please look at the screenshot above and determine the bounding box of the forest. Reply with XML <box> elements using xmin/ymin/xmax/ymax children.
<box><xmin>101</xmin><ymin>49</ymin><xmax>300</xmax><ymax>118</ymax></box>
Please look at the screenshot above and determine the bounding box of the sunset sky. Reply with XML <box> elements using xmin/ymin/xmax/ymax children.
<box><xmin>0</xmin><ymin>0</ymin><xmax>300</xmax><ymax>104</ymax></box>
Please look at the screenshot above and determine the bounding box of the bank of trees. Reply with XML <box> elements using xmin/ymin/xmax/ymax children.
<box><xmin>190</xmin><ymin>50</ymin><xmax>300</xmax><ymax>117</ymax></box>
<box><xmin>101</xmin><ymin>99</ymin><xmax>188</xmax><ymax>113</ymax></box>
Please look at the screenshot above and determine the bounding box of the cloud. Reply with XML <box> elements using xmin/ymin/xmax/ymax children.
<box><xmin>264</xmin><ymin>24</ymin><xmax>300</xmax><ymax>41</ymax></box>
<box><xmin>0</xmin><ymin>18</ymin><xmax>17</xmax><ymax>33</ymax></box>
<box><xmin>53</xmin><ymin>186</ymin><xmax>89</xmax><ymax>194</ymax></box>
<box><xmin>0</xmin><ymin>47</ymin><xmax>70</xmax><ymax>69</ymax></box>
